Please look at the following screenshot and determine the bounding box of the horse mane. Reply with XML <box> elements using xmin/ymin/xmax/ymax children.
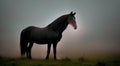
<box><xmin>46</xmin><ymin>14</ymin><xmax>69</xmax><ymax>33</ymax></box>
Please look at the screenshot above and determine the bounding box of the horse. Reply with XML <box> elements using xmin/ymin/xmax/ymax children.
<box><xmin>20</xmin><ymin>12</ymin><xmax>77</xmax><ymax>59</ymax></box>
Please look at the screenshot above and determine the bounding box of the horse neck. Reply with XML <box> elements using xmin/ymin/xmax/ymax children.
<box><xmin>57</xmin><ymin>20</ymin><xmax>68</xmax><ymax>34</ymax></box>
<box><xmin>47</xmin><ymin>15</ymin><xmax>68</xmax><ymax>34</ymax></box>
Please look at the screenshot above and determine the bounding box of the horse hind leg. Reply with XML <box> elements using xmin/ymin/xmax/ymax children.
<box><xmin>26</xmin><ymin>42</ymin><xmax>33</xmax><ymax>59</ymax></box>
<box><xmin>46</xmin><ymin>43</ymin><xmax>51</xmax><ymax>60</ymax></box>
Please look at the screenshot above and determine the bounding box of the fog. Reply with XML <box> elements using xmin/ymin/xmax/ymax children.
<box><xmin>0</xmin><ymin>0</ymin><xmax>120</xmax><ymax>59</ymax></box>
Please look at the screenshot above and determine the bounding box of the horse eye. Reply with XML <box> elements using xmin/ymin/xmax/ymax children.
<box><xmin>73</xmin><ymin>17</ymin><xmax>75</xmax><ymax>20</ymax></box>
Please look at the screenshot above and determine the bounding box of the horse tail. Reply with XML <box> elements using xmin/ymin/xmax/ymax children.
<box><xmin>20</xmin><ymin>30</ymin><xmax>27</xmax><ymax>56</ymax></box>
<box><xmin>20</xmin><ymin>26</ymin><xmax>34</xmax><ymax>56</ymax></box>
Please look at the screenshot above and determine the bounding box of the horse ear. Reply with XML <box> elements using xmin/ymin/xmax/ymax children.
<box><xmin>70</xmin><ymin>11</ymin><xmax>73</xmax><ymax>15</ymax></box>
<box><xmin>73</xmin><ymin>12</ymin><xmax>76</xmax><ymax>15</ymax></box>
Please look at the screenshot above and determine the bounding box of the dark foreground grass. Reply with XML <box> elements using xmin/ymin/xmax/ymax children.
<box><xmin>0</xmin><ymin>57</ymin><xmax>120</xmax><ymax>66</ymax></box>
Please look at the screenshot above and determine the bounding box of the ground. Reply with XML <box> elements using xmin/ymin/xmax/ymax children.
<box><xmin>0</xmin><ymin>57</ymin><xmax>120</xmax><ymax>66</ymax></box>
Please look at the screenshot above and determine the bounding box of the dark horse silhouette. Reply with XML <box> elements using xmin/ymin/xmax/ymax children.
<box><xmin>20</xmin><ymin>12</ymin><xmax>77</xmax><ymax>59</ymax></box>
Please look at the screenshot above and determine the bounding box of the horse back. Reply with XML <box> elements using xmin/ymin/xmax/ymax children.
<box><xmin>21</xmin><ymin>26</ymin><xmax>62</xmax><ymax>44</ymax></box>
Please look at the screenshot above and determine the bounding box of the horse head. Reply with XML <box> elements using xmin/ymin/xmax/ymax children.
<box><xmin>68</xmin><ymin>11</ymin><xmax>77</xmax><ymax>29</ymax></box>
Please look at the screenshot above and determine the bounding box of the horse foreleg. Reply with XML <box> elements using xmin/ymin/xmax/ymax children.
<box><xmin>46</xmin><ymin>43</ymin><xmax>51</xmax><ymax>60</ymax></box>
<box><xmin>53</xmin><ymin>43</ymin><xmax>57</xmax><ymax>60</ymax></box>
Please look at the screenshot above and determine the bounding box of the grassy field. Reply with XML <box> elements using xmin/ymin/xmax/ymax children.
<box><xmin>0</xmin><ymin>57</ymin><xmax>120</xmax><ymax>66</ymax></box>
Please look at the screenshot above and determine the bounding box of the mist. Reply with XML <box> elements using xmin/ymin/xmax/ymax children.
<box><xmin>0</xmin><ymin>0</ymin><xmax>120</xmax><ymax>59</ymax></box>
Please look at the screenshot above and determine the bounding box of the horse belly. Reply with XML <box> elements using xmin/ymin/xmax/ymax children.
<box><xmin>31</xmin><ymin>30</ymin><xmax>58</xmax><ymax>44</ymax></box>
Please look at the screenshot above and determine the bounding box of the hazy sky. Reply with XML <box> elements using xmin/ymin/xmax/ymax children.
<box><xmin>0</xmin><ymin>0</ymin><xmax>120</xmax><ymax>59</ymax></box>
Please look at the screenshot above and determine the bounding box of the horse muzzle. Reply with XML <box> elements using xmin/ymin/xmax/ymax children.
<box><xmin>69</xmin><ymin>21</ymin><xmax>77</xmax><ymax>30</ymax></box>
